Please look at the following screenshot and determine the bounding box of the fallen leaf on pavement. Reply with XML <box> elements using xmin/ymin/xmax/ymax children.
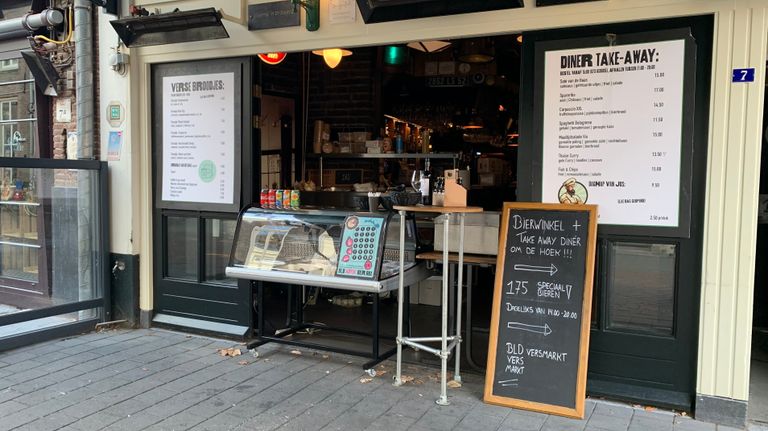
<box><xmin>400</xmin><ymin>375</ymin><xmax>415</xmax><ymax>384</ymax></box>
<box><xmin>644</xmin><ymin>406</ymin><xmax>656</xmax><ymax>412</ymax></box>
<box><xmin>447</xmin><ymin>380</ymin><xmax>462</xmax><ymax>388</ymax></box>
<box><xmin>359</xmin><ymin>377</ymin><xmax>373</xmax><ymax>384</ymax></box>
<box><xmin>218</xmin><ymin>348</ymin><xmax>242</xmax><ymax>357</ymax></box>
<box><xmin>375</xmin><ymin>370</ymin><xmax>387</xmax><ymax>377</ymax></box>
<box><xmin>238</xmin><ymin>360</ymin><xmax>249</xmax><ymax>366</ymax></box>
<box><xmin>290</xmin><ymin>350</ymin><xmax>302</xmax><ymax>355</ymax></box>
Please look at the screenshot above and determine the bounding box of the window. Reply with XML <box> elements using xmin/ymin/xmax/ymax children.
<box><xmin>0</xmin><ymin>59</ymin><xmax>19</xmax><ymax>72</ymax></box>
<box><xmin>0</xmin><ymin>99</ymin><xmax>18</xmax><ymax>157</ymax></box>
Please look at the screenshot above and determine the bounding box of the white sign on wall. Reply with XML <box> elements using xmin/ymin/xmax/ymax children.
<box><xmin>541</xmin><ymin>39</ymin><xmax>685</xmax><ymax>227</ymax></box>
<box><xmin>161</xmin><ymin>72</ymin><xmax>235</xmax><ymax>205</ymax></box>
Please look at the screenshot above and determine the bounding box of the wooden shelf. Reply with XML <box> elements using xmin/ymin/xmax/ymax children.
<box><xmin>416</xmin><ymin>251</ymin><xmax>497</xmax><ymax>265</ymax></box>
<box><xmin>393</xmin><ymin>205</ymin><xmax>483</xmax><ymax>214</ymax></box>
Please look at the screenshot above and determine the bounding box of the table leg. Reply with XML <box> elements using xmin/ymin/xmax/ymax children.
<box><xmin>454</xmin><ymin>213</ymin><xmax>465</xmax><ymax>384</ymax></box>
<box><xmin>437</xmin><ymin>213</ymin><xmax>450</xmax><ymax>406</ymax></box>
<box><xmin>464</xmin><ymin>265</ymin><xmax>482</xmax><ymax>370</ymax></box>
<box><xmin>394</xmin><ymin>210</ymin><xmax>406</xmax><ymax>387</ymax></box>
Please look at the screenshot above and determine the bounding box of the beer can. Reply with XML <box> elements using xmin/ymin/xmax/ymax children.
<box><xmin>290</xmin><ymin>190</ymin><xmax>300</xmax><ymax>208</ymax></box>
<box><xmin>283</xmin><ymin>189</ymin><xmax>291</xmax><ymax>208</ymax></box>
<box><xmin>275</xmin><ymin>190</ymin><xmax>283</xmax><ymax>209</ymax></box>
<box><xmin>260</xmin><ymin>189</ymin><xmax>268</xmax><ymax>207</ymax></box>
<box><xmin>268</xmin><ymin>189</ymin><xmax>276</xmax><ymax>208</ymax></box>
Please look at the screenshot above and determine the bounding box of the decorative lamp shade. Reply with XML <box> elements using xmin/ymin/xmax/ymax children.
<box><xmin>384</xmin><ymin>45</ymin><xmax>407</xmax><ymax>65</ymax></box>
<box><xmin>311</xmin><ymin>48</ymin><xmax>352</xmax><ymax>68</ymax></box>
<box><xmin>258</xmin><ymin>52</ymin><xmax>288</xmax><ymax>65</ymax></box>
<box><xmin>406</xmin><ymin>40</ymin><xmax>451</xmax><ymax>53</ymax></box>
<box><xmin>457</xmin><ymin>39</ymin><xmax>494</xmax><ymax>64</ymax></box>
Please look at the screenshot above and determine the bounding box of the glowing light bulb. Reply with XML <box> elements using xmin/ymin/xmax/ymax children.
<box><xmin>322</xmin><ymin>49</ymin><xmax>343</xmax><ymax>68</ymax></box>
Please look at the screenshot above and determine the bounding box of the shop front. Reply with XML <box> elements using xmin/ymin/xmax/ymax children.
<box><xmin>114</xmin><ymin>0</ymin><xmax>767</xmax><ymax>427</ymax></box>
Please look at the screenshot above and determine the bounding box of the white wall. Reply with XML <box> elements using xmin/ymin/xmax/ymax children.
<box><xmin>113</xmin><ymin>0</ymin><xmax>766</xmax><ymax>402</ymax></box>
<box><xmin>98</xmin><ymin>11</ymin><xmax>139</xmax><ymax>255</ymax></box>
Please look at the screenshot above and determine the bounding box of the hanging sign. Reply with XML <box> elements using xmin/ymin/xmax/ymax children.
<box><xmin>161</xmin><ymin>72</ymin><xmax>236</xmax><ymax>205</ymax></box>
<box><xmin>541</xmin><ymin>39</ymin><xmax>686</xmax><ymax>228</ymax></box>
<box><xmin>485</xmin><ymin>202</ymin><xmax>597</xmax><ymax>418</ymax></box>
<box><xmin>248</xmin><ymin>2</ymin><xmax>300</xmax><ymax>30</ymax></box>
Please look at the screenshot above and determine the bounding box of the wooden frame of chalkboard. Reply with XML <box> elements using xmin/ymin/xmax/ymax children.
<box><xmin>484</xmin><ymin>202</ymin><xmax>597</xmax><ymax>418</ymax></box>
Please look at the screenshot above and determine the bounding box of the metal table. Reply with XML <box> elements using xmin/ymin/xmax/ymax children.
<box><xmin>392</xmin><ymin>205</ymin><xmax>483</xmax><ymax>405</ymax></box>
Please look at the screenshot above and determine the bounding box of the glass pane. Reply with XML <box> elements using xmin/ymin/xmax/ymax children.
<box><xmin>204</xmin><ymin>218</ymin><xmax>236</xmax><ymax>286</ymax></box>
<box><xmin>607</xmin><ymin>242</ymin><xmax>676</xmax><ymax>335</ymax></box>
<box><xmin>166</xmin><ymin>217</ymin><xmax>198</xmax><ymax>280</ymax></box>
<box><xmin>0</xmin><ymin>58</ymin><xmax>39</xmax><ymax>158</ymax></box>
<box><xmin>0</xmin><ymin>167</ymin><xmax>102</xmax><ymax>315</ymax></box>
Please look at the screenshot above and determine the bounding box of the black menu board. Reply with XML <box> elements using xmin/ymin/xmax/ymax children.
<box><xmin>484</xmin><ymin>202</ymin><xmax>597</xmax><ymax>418</ymax></box>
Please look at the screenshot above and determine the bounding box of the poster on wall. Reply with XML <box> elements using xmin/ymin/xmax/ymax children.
<box><xmin>541</xmin><ymin>39</ymin><xmax>685</xmax><ymax>228</ymax></box>
<box><xmin>161</xmin><ymin>72</ymin><xmax>236</xmax><ymax>206</ymax></box>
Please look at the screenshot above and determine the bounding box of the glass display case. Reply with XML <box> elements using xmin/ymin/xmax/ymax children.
<box><xmin>226</xmin><ymin>206</ymin><xmax>428</xmax><ymax>292</ymax></box>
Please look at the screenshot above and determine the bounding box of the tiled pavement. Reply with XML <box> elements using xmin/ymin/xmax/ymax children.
<box><xmin>0</xmin><ymin>328</ymin><xmax>765</xmax><ymax>431</ymax></box>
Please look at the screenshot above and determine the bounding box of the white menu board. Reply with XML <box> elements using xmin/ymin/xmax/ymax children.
<box><xmin>162</xmin><ymin>72</ymin><xmax>235</xmax><ymax>205</ymax></box>
<box><xmin>541</xmin><ymin>40</ymin><xmax>685</xmax><ymax>227</ymax></box>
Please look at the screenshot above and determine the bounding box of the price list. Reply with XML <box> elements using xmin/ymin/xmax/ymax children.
<box><xmin>485</xmin><ymin>204</ymin><xmax>596</xmax><ymax>417</ymax></box>
<box><xmin>541</xmin><ymin>40</ymin><xmax>685</xmax><ymax>227</ymax></box>
<box><xmin>161</xmin><ymin>72</ymin><xmax>235</xmax><ymax>205</ymax></box>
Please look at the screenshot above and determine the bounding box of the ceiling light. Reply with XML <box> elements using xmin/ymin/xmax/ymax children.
<box><xmin>406</xmin><ymin>40</ymin><xmax>451</xmax><ymax>53</ymax></box>
<box><xmin>457</xmin><ymin>39</ymin><xmax>494</xmax><ymax>64</ymax></box>
<box><xmin>312</xmin><ymin>48</ymin><xmax>352</xmax><ymax>69</ymax></box>
<box><xmin>258</xmin><ymin>53</ymin><xmax>288</xmax><ymax>65</ymax></box>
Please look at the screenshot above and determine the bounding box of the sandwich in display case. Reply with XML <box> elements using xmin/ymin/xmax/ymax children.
<box><xmin>225</xmin><ymin>205</ymin><xmax>431</xmax><ymax>371</ymax></box>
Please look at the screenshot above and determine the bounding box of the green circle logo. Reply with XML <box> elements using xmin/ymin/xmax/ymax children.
<box><xmin>198</xmin><ymin>160</ymin><xmax>216</xmax><ymax>183</ymax></box>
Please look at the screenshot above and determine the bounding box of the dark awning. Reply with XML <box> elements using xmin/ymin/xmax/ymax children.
<box><xmin>356</xmin><ymin>0</ymin><xmax>524</xmax><ymax>24</ymax></box>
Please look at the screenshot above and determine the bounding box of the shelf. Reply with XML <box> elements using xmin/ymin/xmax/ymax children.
<box><xmin>306</xmin><ymin>153</ymin><xmax>458</xmax><ymax>160</ymax></box>
<box><xmin>416</xmin><ymin>251</ymin><xmax>497</xmax><ymax>265</ymax></box>
<box><xmin>0</xmin><ymin>200</ymin><xmax>39</xmax><ymax>207</ymax></box>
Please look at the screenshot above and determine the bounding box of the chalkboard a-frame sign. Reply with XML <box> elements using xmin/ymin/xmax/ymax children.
<box><xmin>484</xmin><ymin>202</ymin><xmax>597</xmax><ymax>418</ymax></box>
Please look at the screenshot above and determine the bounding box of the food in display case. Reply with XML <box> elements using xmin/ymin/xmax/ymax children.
<box><xmin>228</xmin><ymin>206</ymin><xmax>418</xmax><ymax>282</ymax></box>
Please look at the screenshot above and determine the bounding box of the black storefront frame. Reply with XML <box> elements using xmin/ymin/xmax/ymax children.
<box><xmin>151</xmin><ymin>58</ymin><xmax>255</xmax><ymax>337</ymax></box>
<box><xmin>517</xmin><ymin>15</ymin><xmax>712</xmax><ymax>410</ymax></box>
<box><xmin>0</xmin><ymin>157</ymin><xmax>110</xmax><ymax>351</ymax></box>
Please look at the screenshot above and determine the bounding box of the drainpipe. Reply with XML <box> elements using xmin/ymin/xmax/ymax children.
<box><xmin>74</xmin><ymin>0</ymin><xmax>93</xmax><ymax>159</ymax></box>
<box><xmin>73</xmin><ymin>0</ymin><xmax>95</xmax><ymax>313</ymax></box>
<box><xmin>0</xmin><ymin>10</ymin><xmax>64</xmax><ymax>41</ymax></box>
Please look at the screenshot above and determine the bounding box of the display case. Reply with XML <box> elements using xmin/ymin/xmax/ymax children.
<box><xmin>226</xmin><ymin>206</ymin><xmax>428</xmax><ymax>292</ymax></box>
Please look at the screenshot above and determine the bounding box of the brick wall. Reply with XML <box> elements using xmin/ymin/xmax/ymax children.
<box><xmin>51</xmin><ymin>2</ymin><xmax>100</xmax><ymax>161</ymax></box>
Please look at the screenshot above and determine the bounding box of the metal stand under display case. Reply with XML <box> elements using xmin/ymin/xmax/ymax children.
<box><xmin>392</xmin><ymin>205</ymin><xmax>483</xmax><ymax>406</ymax></box>
<box><xmin>225</xmin><ymin>206</ymin><xmax>430</xmax><ymax>373</ymax></box>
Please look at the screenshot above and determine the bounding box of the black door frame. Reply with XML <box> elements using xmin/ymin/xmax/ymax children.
<box><xmin>151</xmin><ymin>58</ymin><xmax>255</xmax><ymax>337</ymax></box>
<box><xmin>517</xmin><ymin>15</ymin><xmax>713</xmax><ymax>410</ymax></box>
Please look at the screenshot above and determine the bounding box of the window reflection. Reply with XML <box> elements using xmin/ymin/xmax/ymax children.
<box><xmin>607</xmin><ymin>242</ymin><xmax>676</xmax><ymax>335</ymax></box>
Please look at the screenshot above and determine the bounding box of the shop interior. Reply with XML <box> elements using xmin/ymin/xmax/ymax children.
<box><xmin>251</xmin><ymin>34</ymin><xmax>522</xmax><ymax>369</ymax></box>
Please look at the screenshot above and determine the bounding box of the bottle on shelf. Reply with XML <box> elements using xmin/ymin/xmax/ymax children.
<box><xmin>421</xmin><ymin>159</ymin><xmax>432</xmax><ymax>205</ymax></box>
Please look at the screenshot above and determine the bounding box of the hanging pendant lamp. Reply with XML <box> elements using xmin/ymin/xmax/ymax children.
<box><xmin>312</xmin><ymin>48</ymin><xmax>352</xmax><ymax>68</ymax></box>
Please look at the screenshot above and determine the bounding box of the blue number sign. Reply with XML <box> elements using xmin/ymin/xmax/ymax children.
<box><xmin>732</xmin><ymin>68</ymin><xmax>755</xmax><ymax>83</ymax></box>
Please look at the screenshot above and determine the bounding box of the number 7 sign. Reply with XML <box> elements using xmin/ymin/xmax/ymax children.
<box><xmin>732</xmin><ymin>68</ymin><xmax>755</xmax><ymax>83</ymax></box>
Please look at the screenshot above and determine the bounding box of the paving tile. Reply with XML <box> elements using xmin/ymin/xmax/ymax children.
<box><xmin>587</xmin><ymin>412</ymin><xmax>633</xmax><ymax>430</ymax></box>
<box><xmin>500</xmin><ymin>410</ymin><xmax>549</xmax><ymax>430</ymax></box>
<box><xmin>673</xmin><ymin>416</ymin><xmax>717</xmax><ymax>431</ymax></box>
<box><xmin>67</xmin><ymin>411</ymin><xmax>124</xmax><ymax>431</ymax></box>
<box><xmin>13</xmin><ymin>411</ymin><xmax>80</xmax><ymax>431</ymax></box>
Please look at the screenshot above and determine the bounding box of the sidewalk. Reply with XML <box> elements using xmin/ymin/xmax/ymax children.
<box><xmin>0</xmin><ymin>328</ymin><xmax>764</xmax><ymax>431</ymax></box>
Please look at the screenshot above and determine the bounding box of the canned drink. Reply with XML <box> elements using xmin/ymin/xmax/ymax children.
<box><xmin>260</xmin><ymin>189</ymin><xmax>268</xmax><ymax>207</ymax></box>
<box><xmin>275</xmin><ymin>190</ymin><xmax>283</xmax><ymax>209</ymax></box>
<box><xmin>283</xmin><ymin>189</ymin><xmax>291</xmax><ymax>208</ymax></box>
<box><xmin>268</xmin><ymin>189</ymin><xmax>276</xmax><ymax>208</ymax></box>
<box><xmin>290</xmin><ymin>190</ymin><xmax>300</xmax><ymax>208</ymax></box>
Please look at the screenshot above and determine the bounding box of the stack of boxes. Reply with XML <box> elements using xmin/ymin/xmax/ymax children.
<box><xmin>477</xmin><ymin>157</ymin><xmax>508</xmax><ymax>186</ymax></box>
